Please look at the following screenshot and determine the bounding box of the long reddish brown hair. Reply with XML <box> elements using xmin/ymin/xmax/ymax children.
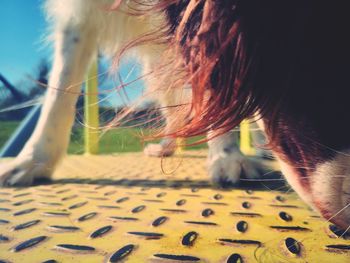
<box><xmin>115</xmin><ymin>1</ymin><xmax>350</xmax><ymax>174</ymax></box>
<box><xmin>153</xmin><ymin>0</ymin><xmax>291</xmax><ymax>140</ymax></box>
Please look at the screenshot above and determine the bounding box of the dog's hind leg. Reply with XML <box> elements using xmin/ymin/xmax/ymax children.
<box><xmin>0</xmin><ymin>22</ymin><xmax>98</xmax><ymax>186</ymax></box>
<box><xmin>143</xmin><ymin>84</ymin><xmax>191</xmax><ymax>157</ymax></box>
<box><xmin>143</xmin><ymin>102</ymin><xmax>179</xmax><ymax>157</ymax></box>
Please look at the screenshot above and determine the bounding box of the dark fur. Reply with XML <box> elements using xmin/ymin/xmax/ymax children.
<box><xmin>160</xmin><ymin>0</ymin><xmax>350</xmax><ymax>182</ymax></box>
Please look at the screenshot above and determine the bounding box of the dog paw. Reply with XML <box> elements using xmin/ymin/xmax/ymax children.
<box><xmin>208</xmin><ymin>150</ymin><xmax>262</xmax><ymax>187</ymax></box>
<box><xmin>144</xmin><ymin>139</ymin><xmax>176</xmax><ymax>157</ymax></box>
<box><xmin>0</xmin><ymin>158</ymin><xmax>52</xmax><ymax>187</ymax></box>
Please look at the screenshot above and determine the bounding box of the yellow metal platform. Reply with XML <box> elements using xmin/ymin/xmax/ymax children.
<box><xmin>0</xmin><ymin>151</ymin><xmax>349</xmax><ymax>262</ymax></box>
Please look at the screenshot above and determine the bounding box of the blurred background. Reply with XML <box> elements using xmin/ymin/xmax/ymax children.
<box><xmin>0</xmin><ymin>0</ymin><xmax>206</xmax><ymax>156</ymax></box>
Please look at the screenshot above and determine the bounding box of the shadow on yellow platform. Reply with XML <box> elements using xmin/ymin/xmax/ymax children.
<box><xmin>0</xmin><ymin>151</ymin><xmax>349</xmax><ymax>262</ymax></box>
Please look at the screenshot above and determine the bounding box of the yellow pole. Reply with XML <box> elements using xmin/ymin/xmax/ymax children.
<box><xmin>175</xmin><ymin>138</ymin><xmax>185</xmax><ymax>154</ymax></box>
<box><xmin>240</xmin><ymin>120</ymin><xmax>255</xmax><ymax>156</ymax></box>
<box><xmin>84</xmin><ymin>60</ymin><xmax>99</xmax><ymax>154</ymax></box>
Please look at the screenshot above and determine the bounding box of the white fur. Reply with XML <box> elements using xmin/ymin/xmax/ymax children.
<box><xmin>0</xmin><ymin>0</ymin><xmax>258</xmax><ymax>186</ymax></box>
<box><xmin>207</xmin><ymin>132</ymin><xmax>260</xmax><ymax>185</ymax></box>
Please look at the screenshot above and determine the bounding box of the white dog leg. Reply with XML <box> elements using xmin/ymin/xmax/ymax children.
<box><xmin>207</xmin><ymin>131</ymin><xmax>262</xmax><ymax>186</ymax></box>
<box><xmin>144</xmin><ymin>86</ymin><xmax>191</xmax><ymax>157</ymax></box>
<box><xmin>0</xmin><ymin>24</ymin><xmax>97</xmax><ymax>186</ymax></box>
<box><xmin>143</xmin><ymin>105</ymin><xmax>178</xmax><ymax>157</ymax></box>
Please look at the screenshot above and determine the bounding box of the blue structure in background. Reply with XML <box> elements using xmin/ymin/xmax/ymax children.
<box><xmin>0</xmin><ymin>105</ymin><xmax>41</xmax><ymax>157</ymax></box>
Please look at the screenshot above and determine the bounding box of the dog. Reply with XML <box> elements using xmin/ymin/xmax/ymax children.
<box><xmin>157</xmin><ymin>0</ymin><xmax>350</xmax><ymax>230</ymax></box>
<box><xmin>2</xmin><ymin>0</ymin><xmax>348</xmax><ymax>231</ymax></box>
<box><xmin>0</xmin><ymin>0</ymin><xmax>260</xmax><ymax>188</ymax></box>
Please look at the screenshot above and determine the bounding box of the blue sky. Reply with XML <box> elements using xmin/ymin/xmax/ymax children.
<box><xmin>0</xmin><ymin>0</ymin><xmax>49</xmax><ymax>84</ymax></box>
<box><xmin>0</xmin><ymin>0</ymin><xmax>144</xmax><ymax>107</ymax></box>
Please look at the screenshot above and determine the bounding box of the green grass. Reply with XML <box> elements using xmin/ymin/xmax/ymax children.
<box><xmin>0</xmin><ymin>121</ymin><xmax>21</xmax><ymax>147</ymax></box>
<box><xmin>68</xmin><ymin>127</ymin><xmax>150</xmax><ymax>154</ymax></box>
<box><xmin>0</xmin><ymin>121</ymin><xmax>207</xmax><ymax>154</ymax></box>
<box><xmin>68</xmin><ymin>127</ymin><xmax>207</xmax><ymax>154</ymax></box>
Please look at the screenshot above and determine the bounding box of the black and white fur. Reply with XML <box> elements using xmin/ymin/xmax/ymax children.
<box><xmin>0</xmin><ymin>0</ymin><xmax>260</xmax><ymax>186</ymax></box>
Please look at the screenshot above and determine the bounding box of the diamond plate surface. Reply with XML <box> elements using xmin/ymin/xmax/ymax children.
<box><xmin>0</xmin><ymin>151</ymin><xmax>349</xmax><ymax>262</ymax></box>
